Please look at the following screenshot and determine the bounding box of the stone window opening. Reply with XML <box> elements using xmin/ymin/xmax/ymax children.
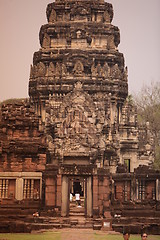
<box><xmin>114</xmin><ymin>180</ymin><xmax>131</xmax><ymax>202</ymax></box>
<box><xmin>137</xmin><ymin>180</ymin><xmax>145</xmax><ymax>201</ymax></box>
<box><xmin>0</xmin><ymin>179</ymin><xmax>9</xmax><ymax>199</ymax></box>
<box><xmin>23</xmin><ymin>179</ymin><xmax>40</xmax><ymax>200</ymax></box>
<box><xmin>0</xmin><ymin>179</ymin><xmax>16</xmax><ymax>199</ymax></box>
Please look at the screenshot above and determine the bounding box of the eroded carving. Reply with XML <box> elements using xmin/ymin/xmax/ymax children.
<box><xmin>73</xmin><ymin>61</ymin><xmax>84</xmax><ymax>75</ymax></box>
<box><xmin>42</xmin><ymin>33</ymin><xmax>50</xmax><ymax>48</ymax></box>
<box><xmin>49</xmin><ymin>9</ymin><xmax>57</xmax><ymax>23</ymax></box>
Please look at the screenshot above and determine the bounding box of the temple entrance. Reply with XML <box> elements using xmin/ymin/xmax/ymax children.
<box><xmin>61</xmin><ymin>175</ymin><xmax>92</xmax><ymax>217</ymax></box>
<box><xmin>69</xmin><ymin>177</ymin><xmax>85</xmax><ymax>218</ymax></box>
<box><xmin>70</xmin><ymin>177</ymin><xmax>85</xmax><ymax>197</ymax></box>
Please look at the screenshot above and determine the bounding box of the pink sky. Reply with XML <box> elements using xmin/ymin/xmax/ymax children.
<box><xmin>0</xmin><ymin>0</ymin><xmax>160</xmax><ymax>101</ymax></box>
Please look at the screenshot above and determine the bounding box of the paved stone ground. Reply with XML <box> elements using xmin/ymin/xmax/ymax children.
<box><xmin>60</xmin><ymin>228</ymin><xmax>119</xmax><ymax>240</ymax></box>
<box><xmin>61</xmin><ymin>229</ymin><xmax>94</xmax><ymax>240</ymax></box>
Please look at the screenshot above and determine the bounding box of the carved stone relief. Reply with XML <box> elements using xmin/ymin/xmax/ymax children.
<box><xmin>102</xmin><ymin>62</ymin><xmax>109</xmax><ymax>78</ymax></box>
<box><xmin>42</xmin><ymin>33</ymin><xmax>50</xmax><ymax>48</ymax></box>
<box><xmin>37</xmin><ymin>62</ymin><xmax>46</xmax><ymax>77</ymax></box>
<box><xmin>49</xmin><ymin>9</ymin><xmax>56</xmax><ymax>23</ymax></box>
<box><xmin>103</xmin><ymin>10</ymin><xmax>110</xmax><ymax>23</ymax></box>
<box><xmin>61</xmin><ymin>63</ymin><xmax>67</xmax><ymax>77</ymax></box>
<box><xmin>71</xmin><ymin>6</ymin><xmax>89</xmax><ymax>22</ymax></box>
<box><xmin>91</xmin><ymin>62</ymin><xmax>110</xmax><ymax>78</ymax></box>
<box><xmin>55</xmin><ymin>62</ymin><xmax>61</xmax><ymax>77</ymax></box>
<box><xmin>112</xmin><ymin>64</ymin><xmax>121</xmax><ymax>79</ymax></box>
<box><xmin>73</xmin><ymin>61</ymin><xmax>84</xmax><ymax>75</ymax></box>
<box><xmin>107</xmin><ymin>35</ymin><xmax>115</xmax><ymax>50</ymax></box>
<box><xmin>48</xmin><ymin>62</ymin><xmax>55</xmax><ymax>77</ymax></box>
<box><xmin>91</xmin><ymin>63</ymin><xmax>97</xmax><ymax>77</ymax></box>
<box><xmin>123</xmin><ymin>66</ymin><xmax>128</xmax><ymax>82</ymax></box>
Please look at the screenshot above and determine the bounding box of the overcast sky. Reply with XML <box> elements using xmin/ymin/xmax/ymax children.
<box><xmin>0</xmin><ymin>0</ymin><xmax>160</xmax><ymax>102</ymax></box>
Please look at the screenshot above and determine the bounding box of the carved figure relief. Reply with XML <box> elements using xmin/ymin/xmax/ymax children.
<box><xmin>96</xmin><ymin>63</ymin><xmax>102</xmax><ymax>77</ymax></box>
<box><xmin>102</xmin><ymin>62</ymin><xmax>109</xmax><ymax>78</ymax></box>
<box><xmin>49</xmin><ymin>9</ymin><xmax>56</xmax><ymax>23</ymax></box>
<box><xmin>42</xmin><ymin>33</ymin><xmax>50</xmax><ymax>48</ymax></box>
<box><xmin>123</xmin><ymin>66</ymin><xmax>128</xmax><ymax>81</ymax></box>
<box><xmin>37</xmin><ymin>62</ymin><xmax>46</xmax><ymax>77</ymax></box>
<box><xmin>76</xmin><ymin>30</ymin><xmax>82</xmax><ymax>39</ymax></box>
<box><xmin>48</xmin><ymin>62</ymin><xmax>55</xmax><ymax>76</ymax></box>
<box><xmin>71</xmin><ymin>6</ymin><xmax>89</xmax><ymax>22</ymax></box>
<box><xmin>91</xmin><ymin>63</ymin><xmax>97</xmax><ymax>77</ymax></box>
<box><xmin>73</xmin><ymin>61</ymin><xmax>84</xmax><ymax>75</ymax></box>
<box><xmin>112</xmin><ymin>64</ymin><xmax>121</xmax><ymax>79</ymax></box>
<box><xmin>59</xmin><ymin>109</ymin><xmax>96</xmax><ymax>137</ymax></box>
<box><xmin>55</xmin><ymin>62</ymin><xmax>61</xmax><ymax>77</ymax></box>
<box><xmin>61</xmin><ymin>63</ymin><xmax>67</xmax><ymax>77</ymax></box>
<box><xmin>107</xmin><ymin>35</ymin><xmax>115</xmax><ymax>49</ymax></box>
<box><xmin>104</xmin><ymin>11</ymin><xmax>110</xmax><ymax>23</ymax></box>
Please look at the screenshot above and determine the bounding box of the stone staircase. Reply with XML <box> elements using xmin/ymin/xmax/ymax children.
<box><xmin>111</xmin><ymin>202</ymin><xmax>160</xmax><ymax>234</ymax></box>
<box><xmin>0</xmin><ymin>199</ymin><xmax>103</xmax><ymax>232</ymax></box>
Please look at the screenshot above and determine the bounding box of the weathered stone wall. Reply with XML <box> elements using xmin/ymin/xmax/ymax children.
<box><xmin>0</xmin><ymin>101</ymin><xmax>47</xmax><ymax>172</ymax></box>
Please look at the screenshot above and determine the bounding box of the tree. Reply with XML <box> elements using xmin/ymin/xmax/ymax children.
<box><xmin>134</xmin><ymin>81</ymin><xmax>160</xmax><ymax>169</ymax></box>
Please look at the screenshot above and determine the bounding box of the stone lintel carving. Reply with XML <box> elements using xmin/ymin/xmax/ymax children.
<box><xmin>60</xmin><ymin>164</ymin><xmax>95</xmax><ymax>175</ymax></box>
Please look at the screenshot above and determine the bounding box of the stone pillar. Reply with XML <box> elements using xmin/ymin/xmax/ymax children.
<box><xmin>87</xmin><ymin>176</ymin><xmax>92</xmax><ymax>217</ymax></box>
<box><xmin>93</xmin><ymin>175</ymin><xmax>99</xmax><ymax>216</ymax></box>
<box><xmin>156</xmin><ymin>179</ymin><xmax>159</xmax><ymax>201</ymax></box>
<box><xmin>61</xmin><ymin>175</ymin><xmax>69</xmax><ymax>217</ymax></box>
<box><xmin>40</xmin><ymin>178</ymin><xmax>42</xmax><ymax>199</ymax></box>
<box><xmin>131</xmin><ymin>178</ymin><xmax>134</xmax><ymax>201</ymax></box>
<box><xmin>15</xmin><ymin>178</ymin><xmax>23</xmax><ymax>201</ymax></box>
<box><xmin>124</xmin><ymin>181</ymin><xmax>128</xmax><ymax>201</ymax></box>
<box><xmin>0</xmin><ymin>179</ymin><xmax>2</xmax><ymax>198</ymax></box>
<box><xmin>136</xmin><ymin>179</ymin><xmax>138</xmax><ymax>200</ymax></box>
<box><xmin>45</xmin><ymin>177</ymin><xmax>56</xmax><ymax>207</ymax></box>
<box><xmin>56</xmin><ymin>175</ymin><xmax>62</xmax><ymax>208</ymax></box>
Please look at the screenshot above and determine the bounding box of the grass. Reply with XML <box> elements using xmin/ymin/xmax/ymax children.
<box><xmin>0</xmin><ymin>231</ymin><xmax>61</xmax><ymax>240</ymax></box>
<box><xmin>94</xmin><ymin>233</ymin><xmax>160</xmax><ymax>240</ymax></box>
<box><xmin>0</xmin><ymin>232</ymin><xmax>159</xmax><ymax>240</ymax></box>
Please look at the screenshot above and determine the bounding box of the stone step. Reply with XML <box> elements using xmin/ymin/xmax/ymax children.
<box><xmin>30</xmin><ymin>222</ymin><xmax>62</xmax><ymax>230</ymax></box>
<box><xmin>70</xmin><ymin>207</ymin><xmax>85</xmax><ymax>213</ymax></box>
<box><xmin>69</xmin><ymin>212</ymin><xmax>85</xmax><ymax>217</ymax></box>
<box><xmin>112</xmin><ymin>216</ymin><xmax>160</xmax><ymax>225</ymax></box>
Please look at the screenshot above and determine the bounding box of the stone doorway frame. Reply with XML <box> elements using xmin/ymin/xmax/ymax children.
<box><xmin>61</xmin><ymin>175</ymin><xmax>93</xmax><ymax>217</ymax></box>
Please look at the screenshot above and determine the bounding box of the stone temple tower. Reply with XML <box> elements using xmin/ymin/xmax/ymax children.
<box><xmin>1</xmin><ymin>0</ymin><xmax>159</xmax><ymax>233</ymax></box>
<box><xmin>29</xmin><ymin>0</ymin><xmax>153</xmax><ymax>173</ymax></box>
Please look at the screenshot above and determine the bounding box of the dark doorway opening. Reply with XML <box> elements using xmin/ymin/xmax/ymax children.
<box><xmin>69</xmin><ymin>177</ymin><xmax>86</xmax><ymax>216</ymax></box>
